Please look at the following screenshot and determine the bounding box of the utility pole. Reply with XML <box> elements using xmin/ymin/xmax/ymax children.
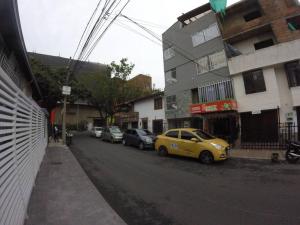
<box><xmin>62</xmin><ymin>62</ymin><xmax>72</xmax><ymax>145</ymax></box>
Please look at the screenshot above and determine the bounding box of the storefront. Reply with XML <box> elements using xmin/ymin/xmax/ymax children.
<box><xmin>190</xmin><ymin>100</ymin><xmax>239</xmax><ymax>144</ymax></box>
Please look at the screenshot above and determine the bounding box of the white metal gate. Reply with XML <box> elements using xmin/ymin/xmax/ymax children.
<box><xmin>0</xmin><ymin>67</ymin><xmax>47</xmax><ymax>225</ymax></box>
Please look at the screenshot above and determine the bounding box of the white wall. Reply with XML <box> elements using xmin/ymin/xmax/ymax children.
<box><xmin>274</xmin><ymin>65</ymin><xmax>297</xmax><ymax>123</ymax></box>
<box><xmin>233</xmin><ymin>67</ymin><xmax>281</xmax><ymax>113</ymax></box>
<box><xmin>291</xmin><ymin>86</ymin><xmax>300</xmax><ymax>107</ymax></box>
<box><xmin>229</xmin><ymin>39</ymin><xmax>300</xmax><ymax>75</ymax></box>
<box><xmin>134</xmin><ymin>97</ymin><xmax>166</xmax><ymax>133</ymax></box>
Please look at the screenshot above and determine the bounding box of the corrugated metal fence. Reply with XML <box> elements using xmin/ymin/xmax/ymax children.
<box><xmin>0</xmin><ymin>68</ymin><xmax>47</xmax><ymax>225</ymax></box>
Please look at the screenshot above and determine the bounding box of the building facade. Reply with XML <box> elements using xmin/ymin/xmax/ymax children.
<box><xmin>163</xmin><ymin>4</ymin><xmax>238</xmax><ymax>143</ymax></box>
<box><xmin>0</xmin><ymin>1</ymin><xmax>48</xmax><ymax>224</ymax></box>
<box><xmin>219</xmin><ymin>0</ymin><xmax>300</xmax><ymax>147</ymax></box>
<box><xmin>116</xmin><ymin>92</ymin><xmax>167</xmax><ymax>134</ymax></box>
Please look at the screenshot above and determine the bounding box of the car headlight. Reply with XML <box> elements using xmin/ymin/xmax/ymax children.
<box><xmin>211</xmin><ymin>143</ymin><xmax>223</xmax><ymax>150</ymax></box>
<box><xmin>143</xmin><ymin>137</ymin><xmax>152</xmax><ymax>143</ymax></box>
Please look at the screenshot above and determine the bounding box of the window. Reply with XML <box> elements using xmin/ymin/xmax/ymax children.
<box><xmin>285</xmin><ymin>61</ymin><xmax>300</xmax><ymax>87</ymax></box>
<box><xmin>181</xmin><ymin>131</ymin><xmax>196</xmax><ymax>140</ymax></box>
<box><xmin>209</xmin><ymin>50</ymin><xmax>227</xmax><ymax>70</ymax></box>
<box><xmin>192</xmin><ymin>31</ymin><xmax>205</xmax><ymax>47</ymax></box>
<box><xmin>254</xmin><ymin>39</ymin><xmax>274</xmax><ymax>50</ymax></box>
<box><xmin>166</xmin><ymin>130</ymin><xmax>179</xmax><ymax>138</ymax></box>
<box><xmin>287</xmin><ymin>15</ymin><xmax>300</xmax><ymax>31</ymax></box>
<box><xmin>191</xmin><ymin>88</ymin><xmax>199</xmax><ymax>104</ymax></box>
<box><xmin>199</xmin><ymin>80</ymin><xmax>234</xmax><ymax>103</ymax></box>
<box><xmin>191</xmin><ymin>23</ymin><xmax>220</xmax><ymax>47</ymax></box>
<box><xmin>243</xmin><ymin>69</ymin><xmax>266</xmax><ymax>94</ymax></box>
<box><xmin>164</xmin><ymin>47</ymin><xmax>175</xmax><ymax>60</ymax></box>
<box><xmin>196</xmin><ymin>56</ymin><xmax>209</xmax><ymax>75</ymax></box>
<box><xmin>165</xmin><ymin>68</ymin><xmax>177</xmax><ymax>84</ymax></box>
<box><xmin>196</xmin><ymin>50</ymin><xmax>227</xmax><ymax>75</ymax></box>
<box><xmin>154</xmin><ymin>97</ymin><xmax>163</xmax><ymax>110</ymax></box>
<box><xmin>203</xmin><ymin>23</ymin><xmax>220</xmax><ymax>42</ymax></box>
<box><xmin>166</xmin><ymin>95</ymin><xmax>177</xmax><ymax>110</ymax></box>
<box><xmin>243</xmin><ymin>10</ymin><xmax>262</xmax><ymax>22</ymax></box>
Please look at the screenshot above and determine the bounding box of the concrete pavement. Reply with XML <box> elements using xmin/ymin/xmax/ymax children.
<box><xmin>230</xmin><ymin>148</ymin><xmax>286</xmax><ymax>161</ymax></box>
<box><xmin>25</xmin><ymin>141</ymin><xmax>127</xmax><ymax>225</ymax></box>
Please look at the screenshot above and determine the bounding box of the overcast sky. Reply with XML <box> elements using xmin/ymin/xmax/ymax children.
<box><xmin>18</xmin><ymin>0</ymin><xmax>239</xmax><ymax>89</ymax></box>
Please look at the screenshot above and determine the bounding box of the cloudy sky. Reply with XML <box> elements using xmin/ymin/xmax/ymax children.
<box><xmin>18</xmin><ymin>0</ymin><xmax>239</xmax><ymax>89</ymax></box>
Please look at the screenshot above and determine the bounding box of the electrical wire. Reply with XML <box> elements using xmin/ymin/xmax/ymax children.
<box><xmin>121</xmin><ymin>14</ymin><xmax>229</xmax><ymax>80</ymax></box>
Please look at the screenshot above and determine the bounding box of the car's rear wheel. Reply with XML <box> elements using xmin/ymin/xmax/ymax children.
<box><xmin>139</xmin><ymin>142</ymin><xmax>144</xmax><ymax>150</ymax></box>
<box><xmin>200</xmin><ymin>151</ymin><xmax>214</xmax><ymax>164</ymax></box>
<box><xmin>158</xmin><ymin>146</ymin><xmax>168</xmax><ymax>156</ymax></box>
<box><xmin>110</xmin><ymin>137</ymin><xmax>114</xmax><ymax>144</ymax></box>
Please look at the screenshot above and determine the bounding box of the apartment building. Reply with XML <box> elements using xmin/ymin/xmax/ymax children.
<box><xmin>163</xmin><ymin>3</ymin><xmax>239</xmax><ymax>143</ymax></box>
<box><xmin>218</xmin><ymin>0</ymin><xmax>300</xmax><ymax>147</ymax></box>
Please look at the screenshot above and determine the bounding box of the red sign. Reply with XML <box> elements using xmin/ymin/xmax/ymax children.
<box><xmin>190</xmin><ymin>100</ymin><xmax>237</xmax><ymax>114</ymax></box>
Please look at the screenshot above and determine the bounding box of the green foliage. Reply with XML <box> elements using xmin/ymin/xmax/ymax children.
<box><xmin>30</xmin><ymin>58</ymin><xmax>88</xmax><ymax>112</ymax></box>
<box><xmin>109</xmin><ymin>58</ymin><xmax>135</xmax><ymax>80</ymax></box>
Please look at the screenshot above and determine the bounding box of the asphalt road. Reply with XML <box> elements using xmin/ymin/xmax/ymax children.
<box><xmin>70</xmin><ymin>133</ymin><xmax>300</xmax><ymax>225</ymax></box>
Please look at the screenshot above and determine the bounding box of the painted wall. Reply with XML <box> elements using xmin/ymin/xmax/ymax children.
<box><xmin>134</xmin><ymin>97</ymin><xmax>166</xmax><ymax>133</ymax></box>
<box><xmin>229</xmin><ymin>39</ymin><xmax>300</xmax><ymax>75</ymax></box>
<box><xmin>233</xmin><ymin>67</ymin><xmax>281</xmax><ymax>113</ymax></box>
<box><xmin>163</xmin><ymin>11</ymin><xmax>231</xmax><ymax>119</ymax></box>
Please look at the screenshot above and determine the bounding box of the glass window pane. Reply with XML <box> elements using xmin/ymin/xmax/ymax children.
<box><xmin>204</xmin><ymin>23</ymin><xmax>220</xmax><ymax>41</ymax></box>
<box><xmin>196</xmin><ymin>56</ymin><xmax>209</xmax><ymax>75</ymax></box>
<box><xmin>192</xmin><ymin>31</ymin><xmax>205</xmax><ymax>47</ymax></box>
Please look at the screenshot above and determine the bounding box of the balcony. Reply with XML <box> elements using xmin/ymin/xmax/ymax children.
<box><xmin>228</xmin><ymin>39</ymin><xmax>300</xmax><ymax>75</ymax></box>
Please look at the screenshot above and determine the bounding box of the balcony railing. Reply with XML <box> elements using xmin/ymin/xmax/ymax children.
<box><xmin>199</xmin><ymin>79</ymin><xmax>234</xmax><ymax>103</ymax></box>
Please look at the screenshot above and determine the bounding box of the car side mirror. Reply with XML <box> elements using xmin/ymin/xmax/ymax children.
<box><xmin>191</xmin><ymin>138</ymin><xmax>200</xmax><ymax>142</ymax></box>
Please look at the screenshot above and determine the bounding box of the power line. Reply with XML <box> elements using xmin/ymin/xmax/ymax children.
<box><xmin>120</xmin><ymin>14</ymin><xmax>229</xmax><ymax>80</ymax></box>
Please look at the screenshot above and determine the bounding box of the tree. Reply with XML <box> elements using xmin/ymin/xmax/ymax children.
<box><xmin>30</xmin><ymin>58</ymin><xmax>87</xmax><ymax>113</ymax></box>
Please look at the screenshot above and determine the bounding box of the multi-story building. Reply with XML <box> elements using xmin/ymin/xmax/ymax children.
<box><xmin>128</xmin><ymin>74</ymin><xmax>152</xmax><ymax>92</ymax></box>
<box><xmin>219</xmin><ymin>0</ymin><xmax>300</xmax><ymax>147</ymax></box>
<box><xmin>162</xmin><ymin>3</ymin><xmax>239</xmax><ymax>143</ymax></box>
<box><xmin>116</xmin><ymin>92</ymin><xmax>166</xmax><ymax>134</ymax></box>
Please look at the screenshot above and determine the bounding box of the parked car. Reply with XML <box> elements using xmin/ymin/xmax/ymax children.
<box><xmin>122</xmin><ymin>129</ymin><xmax>156</xmax><ymax>150</ymax></box>
<box><xmin>155</xmin><ymin>128</ymin><xmax>230</xmax><ymax>164</ymax></box>
<box><xmin>102</xmin><ymin>126</ymin><xmax>123</xmax><ymax>143</ymax></box>
<box><xmin>91</xmin><ymin>127</ymin><xmax>103</xmax><ymax>138</ymax></box>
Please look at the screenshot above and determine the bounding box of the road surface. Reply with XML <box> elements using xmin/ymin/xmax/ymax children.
<box><xmin>70</xmin><ymin>133</ymin><xmax>300</xmax><ymax>225</ymax></box>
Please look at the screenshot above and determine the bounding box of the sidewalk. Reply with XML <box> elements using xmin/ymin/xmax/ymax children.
<box><xmin>229</xmin><ymin>148</ymin><xmax>285</xmax><ymax>161</ymax></box>
<box><xmin>25</xmin><ymin>142</ymin><xmax>127</xmax><ymax>225</ymax></box>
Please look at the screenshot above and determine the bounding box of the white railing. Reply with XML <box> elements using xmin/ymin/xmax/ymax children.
<box><xmin>198</xmin><ymin>79</ymin><xmax>234</xmax><ymax>103</ymax></box>
<box><xmin>0</xmin><ymin>67</ymin><xmax>47</xmax><ymax>225</ymax></box>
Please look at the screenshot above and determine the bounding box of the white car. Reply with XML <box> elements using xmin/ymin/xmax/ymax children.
<box><xmin>91</xmin><ymin>127</ymin><xmax>103</xmax><ymax>138</ymax></box>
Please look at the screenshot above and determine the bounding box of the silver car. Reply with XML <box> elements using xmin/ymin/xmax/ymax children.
<box><xmin>91</xmin><ymin>127</ymin><xmax>103</xmax><ymax>138</ymax></box>
<box><xmin>102</xmin><ymin>126</ymin><xmax>123</xmax><ymax>143</ymax></box>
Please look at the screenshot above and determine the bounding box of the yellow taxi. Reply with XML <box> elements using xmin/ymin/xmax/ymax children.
<box><xmin>155</xmin><ymin>128</ymin><xmax>229</xmax><ymax>164</ymax></box>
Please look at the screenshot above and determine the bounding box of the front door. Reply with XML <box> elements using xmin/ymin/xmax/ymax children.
<box><xmin>165</xmin><ymin>130</ymin><xmax>180</xmax><ymax>155</ymax></box>
<box><xmin>178</xmin><ymin>131</ymin><xmax>198</xmax><ymax>157</ymax></box>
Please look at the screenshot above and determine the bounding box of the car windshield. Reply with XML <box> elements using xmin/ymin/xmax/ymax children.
<box><xmin>109</xmin><ymin>127</ymin><xmax>121</xmax><ymax>133</ymax></box>
<box><xmin>137</xmin><ymin>129</ymin><xmax>152</xmax><ymax>136</ymax></box>
<box><xmin>192</xmin><ymin>130</ymin><xmax>214</xmax><ymax>140</ymax></box>
<box><xmin>95</xmin><ymin>128</ymin><xmax>103</xmax><ymax>131</ymax></box>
